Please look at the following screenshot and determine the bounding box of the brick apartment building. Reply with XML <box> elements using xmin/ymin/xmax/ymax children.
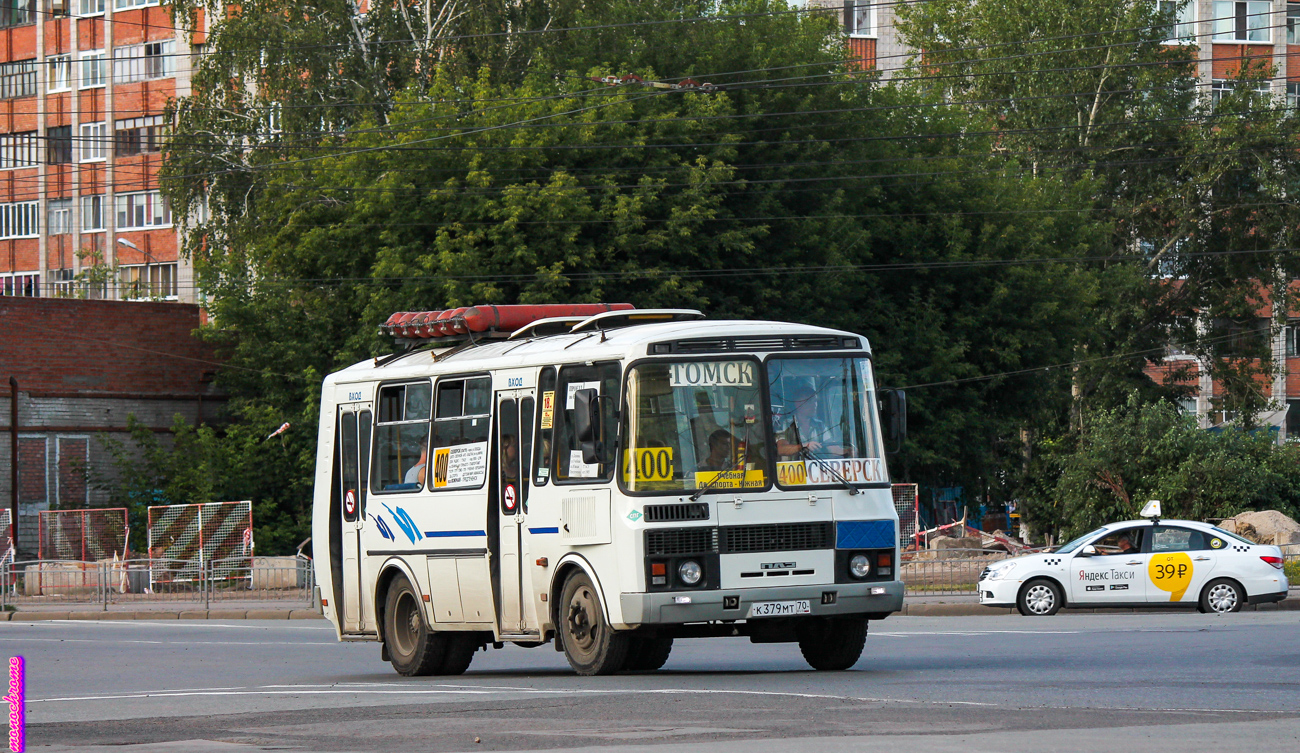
<box><xmin>0</xmin><ymin>0</ymin><xmax>203</xmax><ymax>304</ymax></box>
<box><xmin>1</xmin><ymin>296</ymin><xmax>222</xmax><ymax>557</ymax></box>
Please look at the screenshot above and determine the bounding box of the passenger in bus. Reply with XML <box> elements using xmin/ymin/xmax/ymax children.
<box><xmin>696</xmin><ymin>429</ymin><xmax>736</xmax><ymax>472</ymax></box>
<box><xmin>502</xmin><ymin>434</ymin><xmax>520</xmax><ymax>484</ymax></box>
<box><xmin>404</xmin><ymin>444</ymin><xmax>428</xmax><ymax>486</ymax></box>
<box><xmin>774</xmin><ymin>383</ymin><xmax>842</xmax><ymax>459</ymax></box>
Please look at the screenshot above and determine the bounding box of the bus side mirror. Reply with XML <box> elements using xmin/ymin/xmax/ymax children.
<box><xmin>880</xmin><ymin>389</ymin><xmax>907</xmax><ymax>454</ymax></box>
<box><xmin>573</xmin><ymin>388</ymin><xmax>605</xmax><ymax>465</ymax></box>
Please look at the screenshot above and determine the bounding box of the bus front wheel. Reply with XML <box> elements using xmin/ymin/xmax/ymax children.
<box><xmin>559</xmin><ymin>571</ymin><xmax>630</xmax><ymax>676</ymax></box>
<box><xmin>796</xmin><ymin>616</ymin><xmax>868</xmax><ymax>671</ymax></box>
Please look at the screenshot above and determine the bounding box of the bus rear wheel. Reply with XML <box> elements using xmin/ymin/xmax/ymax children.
<box><xmin>796</xmin><ymin>616</ymin><xmax>868</xmax><ymax>671</ymax></box>
<box><xmin>383</xmin><ymin>574</ymin><xmax>477</xmax><ymax>676</ymax></box>
<box><xmin>384</xmin><ymin>575</ymin><xmax>444</xmax><ymax>676</ymax></box>
<box><xmin>559</xmin><ymin>571</ymin><xmax>630</xmax><ymax>676</ymax></box>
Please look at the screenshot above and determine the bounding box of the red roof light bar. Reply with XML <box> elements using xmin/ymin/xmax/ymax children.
<box><xmin>380</xmin><ymin>303</ymin><xmax>635</xmax><ymax>342</ymax></box>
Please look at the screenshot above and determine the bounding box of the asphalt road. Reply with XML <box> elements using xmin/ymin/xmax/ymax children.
<box><xmin>8</xmin><ymin>611</ymin><xmax>1300</xmax><ymax>752</ymax></box>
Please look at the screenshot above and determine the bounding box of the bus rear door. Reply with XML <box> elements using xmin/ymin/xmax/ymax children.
<box><xmin>338</xmin><ymin>402</ymin><xmax>373</xmax><ymax>634</ymax></box>
<box><xmin>494</xmin><ymin>388</ymin><xmax>538</xmax><ymax>636</ymax></box>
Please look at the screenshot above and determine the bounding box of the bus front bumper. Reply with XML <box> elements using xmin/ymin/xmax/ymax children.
<box><xmin>619</xmin><ymin>580</ymin><xmax>904</xmax><ymax>627</ymax></box>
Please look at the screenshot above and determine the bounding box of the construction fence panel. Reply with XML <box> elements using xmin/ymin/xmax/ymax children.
<box><xmin>38</xmin><ymin>508</ymin><xmax>129</xmax><ymax>561</ymax></box>
<box><xmin>1</xmin><ymin>509</ymin><xmax>11</xmax><ymax>566</ymax></box>
<box><xmin>148</xmin><ymin>501</ymin><xmax>254</xmax><ymax>587</ymax></box>
<box><xmin>892</xmin><ymin>483</ymin><xmax>920</xmax><ymax>550</ymax></box>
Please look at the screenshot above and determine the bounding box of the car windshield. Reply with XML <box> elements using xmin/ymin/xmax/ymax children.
<box><xmin>768</xmin><ymin>356</ymin><xmax>886</xmax><ymax>487</ymax></box>
<box><xmin>1055</xmin><ymin>528</ymin><xmax>1106</xmax><ymax>553</ymax></box>
<box><xmin>621</xmin><ymin>359</ymin><xmax>768</xmax><ymax>492</ymax></box>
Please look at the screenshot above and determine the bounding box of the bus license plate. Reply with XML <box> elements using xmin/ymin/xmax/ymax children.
<box><xmin>747</xmin><ymin>600</ymin><xmax>812</xmax><ymax>618</ymax></box>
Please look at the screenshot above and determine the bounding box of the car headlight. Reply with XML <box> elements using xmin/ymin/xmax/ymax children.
<box><xmin>678</xmin><ymin>560</ymin><xmax>702</xmax><ymax>585</ymax></box>
<box><xmin>849</xmin><ymin>554</ymin><xmax>871</xmax><ymax>579</ymax></box>
<box><xmin>986</xmin><ymin>562</ymin><xmax>1017</xmax><ymax>581</ymax></box>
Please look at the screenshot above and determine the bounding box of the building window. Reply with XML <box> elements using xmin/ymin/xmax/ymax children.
<box><xmin>119</xmin><ymin>262</ymin><xmax>177</xmax><ymax>300</ymax></box>
<box><xmin>47</xmin><ymin>199</ymin><xmax>72</xmax><ymax>235</ymax></box>
<box><xmin>1211</xmin><ymin>78</ymin><xmax>1271</xmax><ymax>107</ymax></box>
<box><xmin>79</xmin><ymin>122</ymin><xmax>107</xmax><ymax>161</ymax></box>
<box><xmin>51</xmin><ymin>268</ymin><xmax>76</xmax><ymax>297</ymax></box>
<box><xmin>1290</xmin><ymin>3</ymin><xmax>1300</xmax><ymax>43</ymax></box>
<box><xmin>46</xmin><ymin>54</ymin><xmax>71</xmax><ymax>92</ymax></box>
<box><xmin>844</xmin><ymin>2</ymin><xmax>872</xmax><ymax>37</ymax></box>
<box><xmin>113</xmin><ymin>0</ymin><xmax>158</xmax><ymax>8</ymax></box>
<box><xmin>78</xmin><ymin>0</ymin><xmax>103</xmax><ymax>15</ymax></box>
<box><xmin>82</xmin><ymin>194</ymin><xmax>105</xmax><ymax>231</ymax></box>
<box><xmin>0</xmin><ymin>201</ymin><xmax>39</xmax><ymax>238</ymax></box>
<box><xmin>80</xmin><ymin>51</ymin><xmax>105</xmax><ymax>88</ymax></box>
<box><xmin>0</xmin><ymin>0</ymin><xmax>33</xmax><ymax>29</ymax></box>
<box><xmin>115</xmin><ymin>115</ymin><xmax>164</xmax><ymax>156</ymax></box>
<box><xmin>0</xmin><ymin>131</ymin><xmax>38</xmax><ymax>169</ymax></box>
<box><xmin>113</xmin><ymin>40</ymin><xmax>173</xmax><ymax>83</ymax></box>
<box><xmin>1213</xmin><ymin>1</ymin><xmax>1271</xmax><ymax>42</ymax></box>
<box><xmin>1289</xmin><ymin>81</ymin><xmax>1300</xmax><ymax>108</ymax></box>
<box><xmin>115</xmin><ymin>190</ymin><xmax>171</xmax><ymax>228</ymax></box>
<box><xmin>47</xmin><ymin>125</ymin><xmax>72</xmax><ymax>164</ymax></box>
<box><xmin>0</xmin><ymin>272</ymin><xmax>40</xmax><ymax>297</ymax></box>
<box><xmin>49</xmin><ymin>0</ymin><xmax>69</xmax><ymax>16</ymax></box>
<box><xmin>0</xmin><ymin>60</ymin><xmax>37</xmax><ymax>99</ymax></box>
<box><xmin>1160</xmin><ymin>1</ymin><xmax>1197</xmax><ymax>44</ymax></box>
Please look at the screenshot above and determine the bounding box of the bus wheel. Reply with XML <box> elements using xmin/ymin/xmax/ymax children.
<box><xmin>796</xmin><ymin>617</ymin><xmax>867</xmax><ymax>671</ymax></box>
<box><xmin>624</xmin><ymin>636</ymin><xmax>674</xmax><ymax>671</ymax></box>
<box><xmin>384</xmin><ymin>575</ymin><xmax>446</xmax><ymax>676</ymax></box>
<box><xmin>439</xmin><ymin>633</ymin><xmax>478</xmax><ymax>675</ymax></box>
<box><xmin>559</xmin><ymin>572</ymin><xmax>630</xmax><ymax>675</ymax></box>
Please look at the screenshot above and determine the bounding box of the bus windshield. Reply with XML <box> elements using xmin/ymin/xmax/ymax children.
<box><xmin>622</xmin><ymin>359</ymin><xmax>769</xmax><ymax>493</ymax></box>
<box><xmin>767</xmin><ymin>356</ymin><xmax>886</xmax><ymax>488</ymax></box>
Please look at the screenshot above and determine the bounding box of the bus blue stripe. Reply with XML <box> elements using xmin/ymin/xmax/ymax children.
<box><xmin>421</xmin><ymin>530</ymin><xmax>487</xmax><ymax>538</ymax></box>
<box><xmin>528</xmin><ymin>527</ymin><xmax>560</xmax><ymax>534</ymax></box>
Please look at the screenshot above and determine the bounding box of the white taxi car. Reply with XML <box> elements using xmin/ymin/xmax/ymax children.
<box><xmin>979</xmin><ymin>516</ymin><xmax>1289</xmax><ymax>616</ymax></box>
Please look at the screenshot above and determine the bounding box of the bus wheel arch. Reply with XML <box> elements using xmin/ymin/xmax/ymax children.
<box><xmin>550</xmin><ymin>555</ymin><xmax>611</xmax><ymax>635</ymax></box>
<box><xmin>374</xmin><ymin>558</ymin><xmax>424</xmax><ymax>642</ymax></box>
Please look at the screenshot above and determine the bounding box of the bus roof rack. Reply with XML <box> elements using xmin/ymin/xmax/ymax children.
<box><xmin>380</xmin><ymin>303</ymin><xmax>634</xmax><ymax>345</ymax></box>
<box><xmin>569</xmin><ymin>309</ymin><xmax>704</xmax><ymax>334</ymax></box>
<box><xmin>507</xmin><ymin>316</ymin><xmax>591</xmax><ymax>340</ymax></box>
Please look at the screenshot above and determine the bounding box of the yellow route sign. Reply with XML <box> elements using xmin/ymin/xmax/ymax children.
<box><xmin>622</xmin><ymin>447</ymin><xmax>675</xmax><ymax>483</ymax></box>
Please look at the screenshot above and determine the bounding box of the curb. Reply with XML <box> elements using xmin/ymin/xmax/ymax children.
<box><xmin>0</xmin><ymin>608</ymin><xmax>324</xmax><ymax>621</ymax></box>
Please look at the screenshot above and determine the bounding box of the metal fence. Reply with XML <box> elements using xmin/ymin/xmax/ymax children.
<box><xmin>901</xmin><ymin>548</ymin><xmax>1013</xmax><ymax>595</ymax></box>
<box><xmin>148</xmin><ymin>501</ymin><xmax>254</xmax><ymax>587</ymax></box>
<box><xmin>0</xmin><ymin>556</ymin><xmax>315</xmax><ymax>610</ymax></box>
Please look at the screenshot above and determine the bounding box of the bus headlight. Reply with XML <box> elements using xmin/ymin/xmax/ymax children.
<box><xmin>849</xmin><ymin>554</ymin><xmax>871</xmax><ymax>579</ymax></box>
<box><xmin>678</xmin><ymin>560</ymin><xmax>703</xmax><ymax>586</ymax></box>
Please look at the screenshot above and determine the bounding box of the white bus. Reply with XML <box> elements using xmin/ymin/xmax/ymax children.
<box><xmin>312</xmin><ymin>304</ymin><xmax>906</xmax><ymax>676</ymax></box>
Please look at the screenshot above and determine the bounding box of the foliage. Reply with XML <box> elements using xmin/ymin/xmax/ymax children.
<box><xmin>95</xmin><ymin>411</ymin><xmax>313</xmax><ymax>556</ymax></box>
<box><xmin>1035</xmin><ymin>395</ymin><xmax>1300</xmax><ymax>541</ymax></box>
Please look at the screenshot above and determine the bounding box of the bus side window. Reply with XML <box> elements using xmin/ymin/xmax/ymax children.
<box><xmin>428</xmin><ymin>375</ymin><xmax>492</xmax><ymax>491</ymax></box>
<box><xmin>535</xmin><ymin>367</ymin><xmax>556</xmax><ymax>486</ymax></box>
<box><xmin>554</xmin><ymin>363</ymin><xmax>620</xmax><ymax>483</ymax></box>
<box><xmin>371</xmin><ymin>382</ymin><xmax>432</xmax><ymax>493</ymax></box>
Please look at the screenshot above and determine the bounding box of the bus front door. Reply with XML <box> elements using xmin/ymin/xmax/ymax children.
<box><xmin>338</xmin><ymin>403</ymin><xmax>373</xmax><ymax>634</ymax></box>
<box><xmin>494</xmin><ymin>391</ymin><xmax>537</xmax><ymax>635</ymax></box>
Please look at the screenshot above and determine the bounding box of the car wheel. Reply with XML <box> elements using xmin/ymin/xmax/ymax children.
<box><xmin>796</xmin><ymin>617</ymin><xmax>868</xmax><ymax>671</ymax></box>
<box><xmin>383</xmin><ymin>574</ymin><xmax>446</xmax><ymax>676</ymax></box>
<box><xmin>1017</xmin><ymin>578</ymin><xmax>1063</xmax><ymax>616</ymax></box>
<box><xmin>1200</xmin><ymin>578</ymin><xmax>1244</xmax><ymax>615</ymax></box>
<box><xmin>559</xmin><ymin>571</ymin><xmax>630</xmax><ymax>675</ymax></box>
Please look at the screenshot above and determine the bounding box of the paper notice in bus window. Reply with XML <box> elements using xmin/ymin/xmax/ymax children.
<box><xmin>693</xmin><ymin>469</ymin><xmax>765</xmax><ymax>489</ymax></box>
<box><xmin>669</xmin><ymin>361</ymin><xmax>755</xmax><ymax>388</ymax></box>
<box><xmin>432</xmin><ymin>441</ymin><xmax>489</xmax><ymax>488</ymax></box>
<box><xmin>540</xmin><ymin>391</ymin><xmax>556</xmax><ymax>430</ymax></box>
<box><xmin>569</xmin><ymin>449</ymin><xmax>600</xmax><ymax>478</ymax></box>
<box><xmin>566</xmin><ymin>381</ymin><xmax>600</xmax><ymax>409</ymax></box>
<box><xmin>777</xmin><ymin>458</ymin><xmax>884</xmax><ymax>486</ymax></box>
